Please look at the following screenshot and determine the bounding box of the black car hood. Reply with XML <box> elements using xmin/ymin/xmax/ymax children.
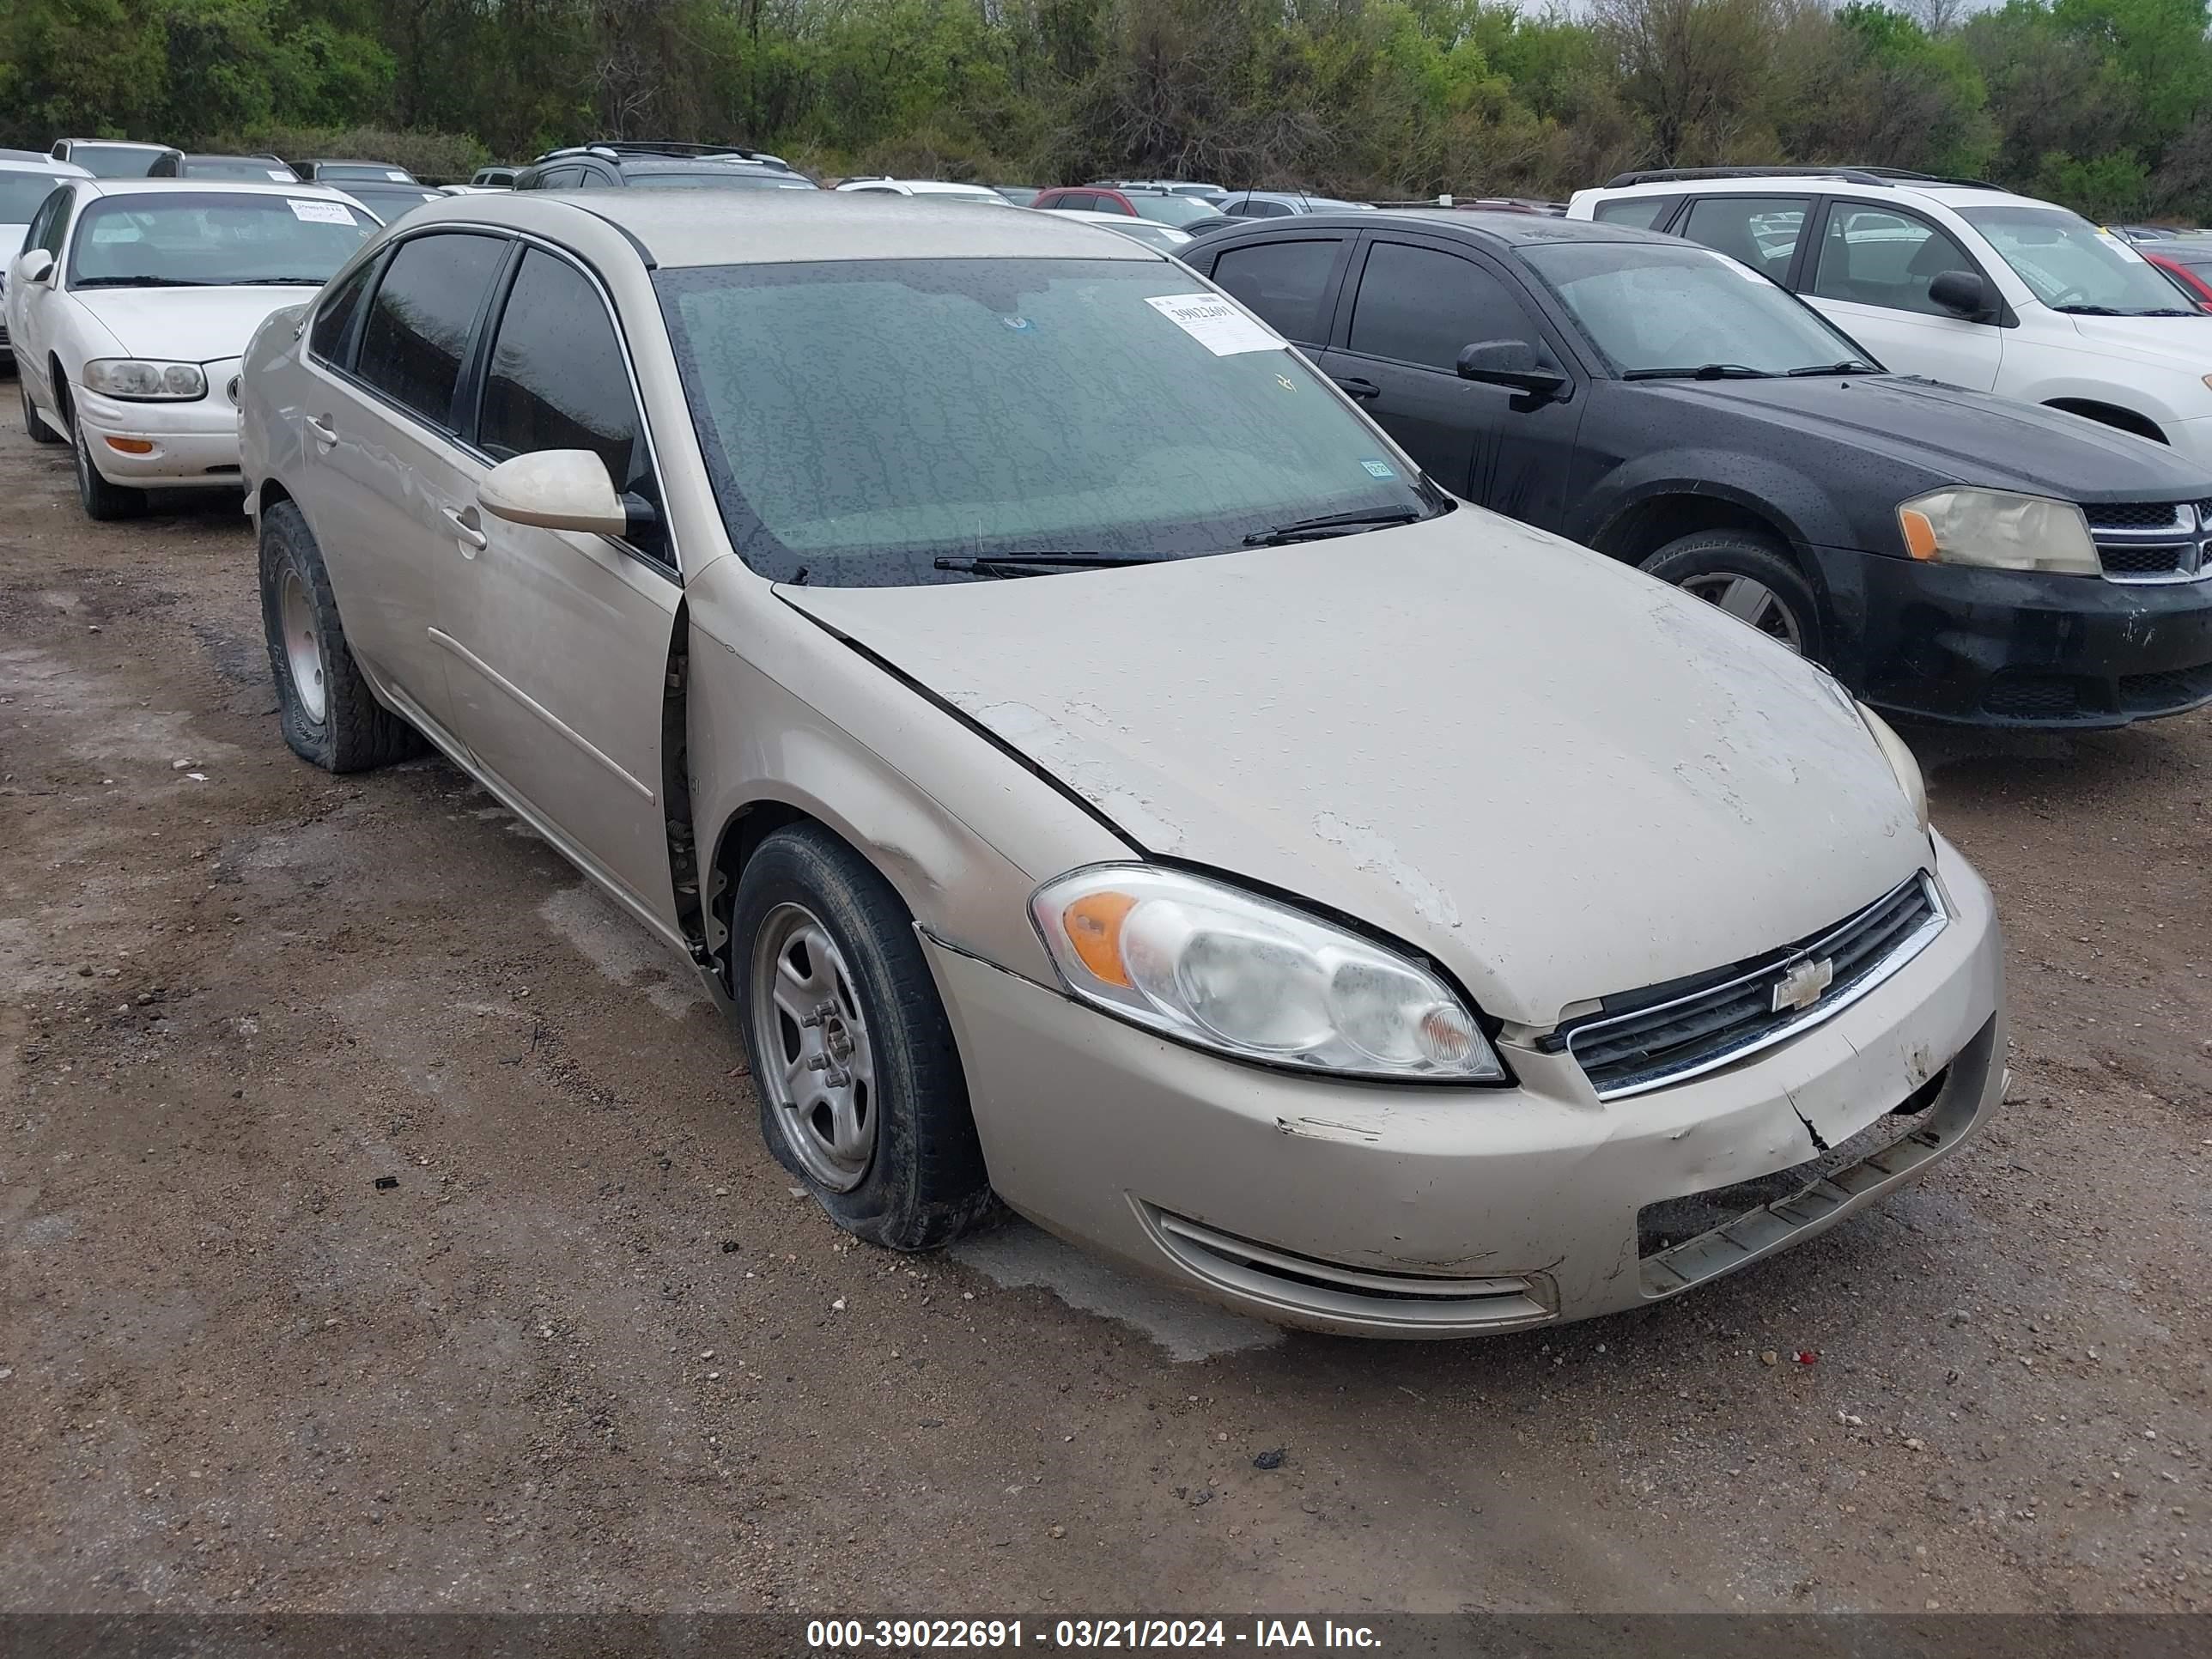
<box><xmin>1639</xmin><ymin>374</ymin><xmax>2212</xmax><ymax>503</ymax></box>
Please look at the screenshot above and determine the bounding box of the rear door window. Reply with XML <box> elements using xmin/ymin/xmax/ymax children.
<box><xmin>355</xmin><ymin>232</ymin><xmax>509</xmax><ymax>429</ymax></box>
<box><xmin>1209</xmin><ymin>238</ymin><xmax>1343</xmax><ymax>346</ymax></box>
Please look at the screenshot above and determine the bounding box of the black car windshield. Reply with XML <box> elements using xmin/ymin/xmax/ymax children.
<box><xmin>657</xmin><ymin>257</ymin><xmax>1440</xmax><ymax>586</ymax></box>
<box><xmin>336</xmin><ymin>185</ymin><xmax>441</xmax><ymax>222</ymax></box>
<box><xmin>1521</xmin><ymin>240</ymin><xmax>1879</xmax><ymax>376</ymax></box>
<box><xmin>67</xmin><ymin>144</ymin><xmax>166</xmax><ymax>179</ymax></box>
<box><xmin>0</xmin><ymin>172</ymin><xmax>61</xmax><ymax>223</ymax></box>
<box><xmin>629</xmin><ymin>171</ymin><xmax>818</xmax><ymax>191</ymax></box>
<box><xmin>67</xmin><ymin>192</ymin><xmax>375</xmax><ymax>288</ymax></box>
<box><xmin>1957</xmin><ymin>204</ymin><xmax>2201</xmax><ymax>317</ymax></box>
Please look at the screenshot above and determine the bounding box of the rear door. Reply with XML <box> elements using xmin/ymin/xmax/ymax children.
<box><xmin>292</xmin><ymin>228</ymin><xmax>511</xmax><ymax>733</ymax></box>
<box><xmin>11</xmin><ymin>185</ymin><xmax>76</xmax><ymax>408</ymax></box>
<box><xmin>1317</xmin><ymin>234</ymin><xmax>1578</xmax><ymax>511</ymax></box>
<box><xmin>434</xmin><ymin>242</ymin><xmax>684</xmax><ymax>931</ymax></box>
<box><xmin>1796</xmin><ymin>199</ymin><xmax>2003</xmax><ymax>390</ymax></box>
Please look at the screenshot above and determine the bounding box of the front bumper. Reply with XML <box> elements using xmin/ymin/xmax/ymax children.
<box><xmin>1811</xmin><ymin>545</ymin><xmax>2212</xmax><ymax>727</ymax></box>
<box><xmin>73</xmin><ymin>367</ymin><xmax>244</xmax><ymax>489</ymax></box>
<box><xmin>928</xmin><ymin>835</ymin><xmax>2004</xmax><ymax>1338</ymax></box>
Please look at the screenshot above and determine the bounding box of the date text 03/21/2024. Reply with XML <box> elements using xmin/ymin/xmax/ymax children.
<box><xmin>805</xmin><ymin>1620</ymin><xmax>1382</xmax><ymax>1650</ymax></box>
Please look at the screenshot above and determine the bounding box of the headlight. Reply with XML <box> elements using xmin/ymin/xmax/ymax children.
<box><xmin>1857</xmin><ymin>703</ymin><xmax>1929</xmax><ymax>832</ymax></box>
<box><xmin>1896</xmin><ymin>488</ymin><xmax>2097</xmax><ymax>575</ymax></box>
<box><xmin>83</xmin><ymin>359</ymin><xmax>207</xmax><ymax>401</ymax></box>
<box><xmin>1030</xmin><ymin>866</ymin><xmax>1504</xmax><ymax>1082</ymax></box>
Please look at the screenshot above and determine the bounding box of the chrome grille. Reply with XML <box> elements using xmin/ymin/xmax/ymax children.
<box><xmin>2086</xmin><ymin>500</ymin><xmax>2206</xmax><ymax>582</ymax></box>
<box><xmin>1559</xmin><ymin>873</ymin><xmax>1947</xmax><ymax>1100</ymax></box>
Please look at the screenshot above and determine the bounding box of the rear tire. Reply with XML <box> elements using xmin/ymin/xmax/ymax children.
<box><xmin>21</xmin><ymin>374</ymin><xmax>61</xmax><ymax>444</ymax></box>
<box><xmin>730</xmin><ymin>823</ymin><xmax>996</xmax><ymax>1251</ymax></box>
<box><xmin>70</xmin><ymin>405</ymin><xmax>144</xmax><ymax>520</ymax></box>
<box><xmin>1640</xmin><ymin>531</ymin><xmax>1825</xmax><ymax>663</ymax></box>
<box><xmin>258</xmin><ymin>501</ymin><xmax>424</xmax><ymax>772</ymax></box>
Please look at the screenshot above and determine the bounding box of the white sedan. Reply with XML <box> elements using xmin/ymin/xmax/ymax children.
<box><xmin>6</xmin><ymin>178</ymin><xmax>376</xmax><ymax>520</ymax></box>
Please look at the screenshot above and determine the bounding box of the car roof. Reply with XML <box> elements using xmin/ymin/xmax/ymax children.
<box><xmin>392</xmin><ymin>189</ymin><xmax>1162</xmax><ymax>268</ymax></box>
<box><xmin>59</xmin><ymin>138</ymin><xmax>173</xmax><ymax>150</ymax></box>
<box><xmin>1219</xmin><ymin>206</ymin><xmax>1683</xmax><ymax>249</ymax></box>
<box><xmin>0</xmin><ymin>155</ymin><xmax>89</xmax><ymax>177</ymax></box>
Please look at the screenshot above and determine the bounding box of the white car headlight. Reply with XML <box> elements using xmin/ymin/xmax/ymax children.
<box><xmin>1897</xmin><ymin>487</ymin><xmax>2098</xmax><ymax>575</ymax></box>
<box><xmin>1858</xmin><ymin>702</ymin><xmax>1929</xmax><ymax>832</ymax></box>
<box><xmin>83</xmin><ymin>359</ymin><xmax>207</xmax><ymax>401</ymax></box>
<box><xmin>1030</xmin><ymin>866</ymin><xmax>1504</xmax><ymax>1082</ymax></box>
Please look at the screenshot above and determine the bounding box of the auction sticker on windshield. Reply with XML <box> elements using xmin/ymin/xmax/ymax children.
<box><xmin>289</xmin><ymin>199</ymin><xmax>355</xmax><ymax>224</ymax></box>
<box><xmin>1145</xmin><ymin>293</ymin><xmax>1282</xmax><ymax>356</ymax></box>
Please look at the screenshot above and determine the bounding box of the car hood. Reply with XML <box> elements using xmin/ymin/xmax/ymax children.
<box><xmin>778</xmin><ymin>511</ymin><xmax>1927</xmax><ymax>1028</ymax></box>
<box><xmin>2057</xmin><ymin>309</ymin><xmax>2212</xmax><ymax>368</ymax></box>
<box><xmin>68</xmin><ymin>285</ymin><xmax>319</xmax><ymax>363</ymax></box>
<box><xmin>1633</xmin><ymin>374</ymin><xmax>2212</xmax><ymax>502</ymax></box>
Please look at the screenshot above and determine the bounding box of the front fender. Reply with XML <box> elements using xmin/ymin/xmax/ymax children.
<box><xmin>1574</xmin><ymin>449</ymin><xmax>1869</xmax><ymax>556</ymax></box>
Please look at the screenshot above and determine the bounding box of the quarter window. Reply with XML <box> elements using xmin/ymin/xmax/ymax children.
<box><xmin>1348</xmin><ymin>241</ymin><xmax>1537</xmax><ymax>373</ymax></box>
<box><xmin>356</xmin><ymin>232</ymin><xmax>507</xmax><ymax>428</ymax></box>
<box><xmin>1592</xmin><ymin>196</ymin><xmax>1675</xmax><ymax>230</ymax></box>
<box><xmin>1809</xmin><ymin>207</ymin><xmax>1979</xmax><ymax>316</ymax></box>
<box><xmin>1678</xmin><ymin>196</ymin><xmax>1808</xmax><ymax>281</ymax></box>
<box><xmin>478</xmin><ymin>249</ymin><xmax>666</xmax><ymax>562</ymax></box>
<box><xmin>1209</xmin><ymin>238</ymin><xmax>1341</xmax><ymax>345</ymax></box>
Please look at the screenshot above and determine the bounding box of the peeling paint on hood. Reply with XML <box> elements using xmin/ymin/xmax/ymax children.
<box><xmin>779</xmin><ymin>510</ymin><xmax>1926</xmax><ymax>1026</ymax></box>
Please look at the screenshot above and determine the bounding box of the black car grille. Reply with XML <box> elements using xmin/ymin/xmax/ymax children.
<box><xmin>2084</xmin><ymin>501</ymin><xmax>2188</xmax><ymax>531</ymax></box>
<box><xmin>2086</xmin><ymin>501</ymin><xmax>2207</xmax><ymax>580</ymax></box>
<box><xmin>1559</xmin><ymin>875</ymin><xmax>1944</xmax><ymax>1099</ymax></box>
<box><xmin>2099</xmin><ymin>541</ymin><xmax>2191</xmax><ymax>575</ymax></box>
<box><xmin>1982</xmin><ymin>674</ymin><xmax>2083</xmax><ymax>719</ymax></box>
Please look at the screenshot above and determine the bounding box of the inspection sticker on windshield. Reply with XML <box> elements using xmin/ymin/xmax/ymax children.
<box><xmin>2097</xmin><ymin>229</ymin><xmax>2146</xmax><ymax>262</ymax></box>
<box><xmin>1145</xmin><ymin>293</ymin><xmax>1283</xmax><ymax>356</ymax></box>
<box><xmin>1361</xmin><ymin>459</ymin><xmax>1395</xmax><ymax>478</ymax></box>
<box><xmin>289</xmin><ymin>198</ymin><xmax>355</xmax><ymax>224</ymax></box>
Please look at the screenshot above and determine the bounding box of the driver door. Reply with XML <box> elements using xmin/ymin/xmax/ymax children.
<box><xmin>434</xmin><ymin>245</ymin><xmax>685</xmax><ymax>935</ymax></box>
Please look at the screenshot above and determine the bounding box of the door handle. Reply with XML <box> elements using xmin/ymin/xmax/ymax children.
<box><xmin>442</xmin><ymin>504</ymin><xmax>488</xmax><ymax>554</ymax></box>
<box><xmin>1332</xmin><ymin>376</ymin><xmax>1381</xmax><ymax>400</ymax></box>
<box><xmin>305</xmin><ymin>415</ymin><xmax>337</xmax><ymax>448</ymax></box>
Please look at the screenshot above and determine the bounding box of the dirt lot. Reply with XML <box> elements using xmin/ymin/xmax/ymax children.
<box><xmin>2</xmin><ymin>414</ymin><xmax>2208</xmax><ymax>1617</ymax></box>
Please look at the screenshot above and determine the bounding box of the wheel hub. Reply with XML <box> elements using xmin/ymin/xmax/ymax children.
<box><xmin>278</xmin><ymin>568</ymin><xmax>328</xmax><ymax>723</ymax></box>
<box><xmin>1677</xmin><ymin>572</ymin><xmax>1805</xmax><ymax>653</ymax></box>
<box><xmin>750</xmin><ymin>904</ymin><xmax>877</xmax><ymax>1192</ymax></box>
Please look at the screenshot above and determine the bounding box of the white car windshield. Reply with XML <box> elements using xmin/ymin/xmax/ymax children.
<box><xmin>0</xmin><ymin>172</ymin><xmax>61</xmax><ymax>222</ymax></box>
<box><xmin>66</xmin><ymin>144</ymin><xmax>165</xmax><ymax>179</ymax></box>
<box><xmin>1957</xmin><ymin>204</ymin><xmax>2201</xmax><ymax>318</ymax></box>
<box><xmin>657</xmin><ymin>257</ymin><xmax>1440</xmax><ymax>586</ymax></box>
<box><xmin>1130</xmin><ymin>195</ymin><xmax>1224</xmax><ymax>227</ymax></box>
<box><xmin>1522</xmin><ymin>240</ymin><xmax>1878</xmax><ymax>376</ymax></box>
<box><xmin>67</xmin><ymin>192</ymin><xmax>376</xmax><ymax>289</ymax></box>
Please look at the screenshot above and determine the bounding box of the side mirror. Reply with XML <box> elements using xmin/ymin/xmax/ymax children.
<box><xmin>1456</xmin><ymin>338</ymin><xmax>1568</xmax><ymax>398</ymax></box>
<box><xmin>478</xmin><ymin>449</ymin><xmax>630</xmax><ymax>538</ymax></box>
<box><xmin>1928</xmin><ymin>269</ymin><xmax>1995</xmax><ymax>320</ymax></box>
<box><xmin>17</xmin><ymin>250</ymin><xmax>55</xmax><ymax>287</ymax></box>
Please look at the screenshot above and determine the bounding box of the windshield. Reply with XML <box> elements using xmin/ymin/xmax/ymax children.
<box><xmin>187</xmin><ymin>155</ymin><xmax>297</xmax><ymax>181</ymax></box>
<box><xmin>315</xmin><ymin>164</ymin><xmax>413</xmax><ymax>181</ymax></box>
<box><xmin>1107</xmin><ymin>221</ymin><xmax>1189</xmax><ymax>252</ymax></box>
<box><xmin>0</xmin><ymin>173</ymin><xmax>61</xmax><ymax>224</ymax></box>
<box><xmin>1957</xmin><ymin>204</ymin><xmax>2197</xmax><ymax>317</ymax></box>
<box><xmin>68</xmin><ymin>144</ymin><xmax>166</xmax><ymax>179</ymax></box>
<box><xmin>1129</xmin><ymin>195</ymin><xmax>1224</xmax><ymax>227</ymax></box>
<box><xmin>66</xmin><ymin>192</ymin><xmax>375</xmax><ymax>289</ymax></box>
<box><xmin>336</xmin><ymin>185</ymin><xmax>441</xmax><ymax>221</ymax></box>
<box><xmin>629</xmin><ymin>171</ymin><xmax>818</xmax><ymax>191</ymax></box>
<box><xmin>657</xmin><ymin>257</ymin><xmax>1439</xmax><ymax>586</ymax></box>
<box><xmin>1522</xmin><ymin>240</ymin><xmax>1879</xmax><ymax>375</ymax></box>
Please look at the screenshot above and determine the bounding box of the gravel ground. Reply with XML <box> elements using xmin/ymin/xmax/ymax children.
<box><xmin>1</xmin><ymin>415</ymin><xmax>2207</xmax><ymax>1614</ymax></box>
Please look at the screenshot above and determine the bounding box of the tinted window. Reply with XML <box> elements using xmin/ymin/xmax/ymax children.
<box><xmin>1348</xmin><ymin>241</ymin><xmax>1535</xmax><ymax>371</ymax></box>
<box><xmin>1592</xmin><ymin>196</ymin><xmax>1674</xmax><ymax>230</ymax></box>
<box><xmin>656</xmin><ymin>256</ymin><xmax>1437</xmax><ymax>587</ymax></box>
<box><xmin>356</xmin><ymin>233</ymin><xmax>507</xmax><ymax>427</ymax></box>
<box><xmin>479</xmin><ymin>250</ymin><xmax>665</xmax><ymax>561</ymax></box>
<box><xmin>1210</xmin><ymin>239</ymin><xmax>1341</xmax><ymax>344</ymax></box>
<box><xmin>1810</xmin><ymin>207</ymin><xmax>1982</xmax><ymax>316</ymax></box>
<box><xmin>1679</xmin><ymin>196</ymin><xmax>1807</xmax><ymax>282</ymax></box>
<box><xmin>309</xmin><ymin>261</ymin><xmax>374</xmax><ymax>366</ymax></box>
<box><xmin>39</xmin><ymin>191</ymin><xmax>74</xmax><ymax>256</ymax></box>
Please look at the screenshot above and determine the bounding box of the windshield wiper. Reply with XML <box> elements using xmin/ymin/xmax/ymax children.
<box><xmin>1621</xmin><ymin>363</ymin><xmax>1775</xmax><ymax>380</ymax></box>
<box><xmin>2052</xmin><ymin>302</ymin><xmax>2200</xmax><ymax>318</ymax></box>
<box><xmin>1786</xmin><ymin>360</ymin><xmax>1877</xmax><ymax>376</ymax></box>
<box><xmin>70</xmin><ymin>276</ymin><xmax>215</xmax><ymax>289</ymax></box>
<box><xmin>933</xmin><ymin>552</ymin><xmax>1165</xmax><ymax>578</ymax></box>
<box><xmin>1242</xmin><ymin>507</ymin><xmax>1422</xmax><ymax>547</ymax></box>
<box><xmin>225</xmin><ymin>276</ymin><xmax>331</xmax><ymax>286</ymax></box>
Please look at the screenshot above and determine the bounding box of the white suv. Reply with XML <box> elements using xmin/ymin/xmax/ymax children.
<box><xmin>1568</xmin><ymin>167</ymin><xmax>2212</xmax><ymax>463</ymax></box>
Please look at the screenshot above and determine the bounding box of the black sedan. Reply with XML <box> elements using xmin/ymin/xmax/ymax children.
<box><xmin>1186</xmin><ymin>211</ymin><xmax>2212</xmax><ymax>728</ymax></box>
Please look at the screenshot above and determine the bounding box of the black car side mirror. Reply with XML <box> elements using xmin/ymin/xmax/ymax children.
<box><xmin>1928</xmin><ymin>270</ymin><xmax>1996</xmax><ymax>321</ymax></box>
<box><xmin>1456</xmin><ymin>339</ymin><xmax>1568</xmax><ymax>399</ymax></box>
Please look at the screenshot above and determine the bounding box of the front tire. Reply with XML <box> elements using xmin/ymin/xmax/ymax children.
<box><xmin>731</xmin><ymin>824</ymin><xmax>995</xmax><ymax>1250</ymax></box>
<box><xmin>21</xmin><ymin>374</ymin><xmax>61</xmax><ymax>444</ymax></box>
<box><xmin>258</xmin><ymin>500</ymin><xmax>423</xmax><ymax>772</ymax></box>
<box><xmin>1640</xmin><ymin>531</ymin><xmax>1825</xmax><ymax>662</ymax></box>
<box><xmin>70</xmin><ymin>407</ymin><xmax>144</xmax><ymax>520</ymax></box>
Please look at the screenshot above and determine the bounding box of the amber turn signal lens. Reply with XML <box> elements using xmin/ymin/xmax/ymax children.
<box><xmin>1063</xmin><ymin>890</ymin><xmax>1137</xmax><ymax>988</ymax></box>
<box><xmin>1899</xmin><ymin>507</ymin><xmax>1938</xmax><ymax>561</ymax></box>
<box><xmin>103</xmin><ymin>436</ymin><xmax>155</xmax><ymax>454</ymax></box>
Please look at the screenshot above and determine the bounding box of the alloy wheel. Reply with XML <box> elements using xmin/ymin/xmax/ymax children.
<box><xmin>749</xmin><ymin>901</ymin><xmax>877</xmax><ymax>1192</ymax></box>
<box><xmin>1676</xmin><ymin>573</ymin><xmax>1806</xmax><ymax>653</ymax></box>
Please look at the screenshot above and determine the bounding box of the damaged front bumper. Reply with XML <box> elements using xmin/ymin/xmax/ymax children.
<box><xmin>925</xmin><ymin>832</ymin><xmax>2003</xmax><ymax>1338</ymax></box>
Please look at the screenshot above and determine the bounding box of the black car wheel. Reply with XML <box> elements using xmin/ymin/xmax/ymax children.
<box><xmin>1642</xmin><ymin>532</ymin><xmax>1825</xmax><ymax>661</ymax></box>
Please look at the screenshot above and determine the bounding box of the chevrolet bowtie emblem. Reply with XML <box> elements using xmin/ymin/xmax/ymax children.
<box><xmin>1771</xmin><ymin>956</ymin><xmax>1835</xmax><ymax>1013</ymax></box>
